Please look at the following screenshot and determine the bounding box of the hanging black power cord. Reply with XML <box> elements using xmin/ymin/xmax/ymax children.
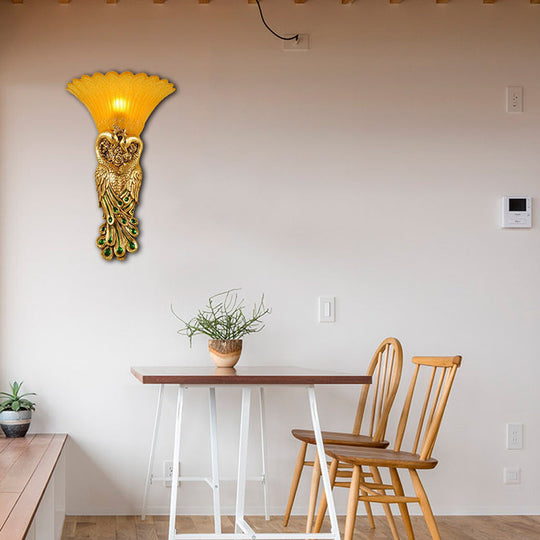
<box><xmin>255</xmin><ymin>0</ymin><xmax>299</xmax><ymax>42</ymax></box>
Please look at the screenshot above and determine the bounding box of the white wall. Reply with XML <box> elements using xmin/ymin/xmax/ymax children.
<box><xmin>0</xmin><ymin>0</ymin><xmax>539</xmax><ymax>517</ymax></box>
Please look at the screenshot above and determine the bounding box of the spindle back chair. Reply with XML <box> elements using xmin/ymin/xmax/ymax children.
<box><xmin>352</xmin><ymin>337</ymin><xmax>403</xmax><ymax>440</ymax></box>
<box><xmin>395</xmin><ymin>356</ymin><xmax>461</xmax><ymax>458</ymax></box>
<box><xmin>283</xmin><ymin>337</ymin><xmax>403</xmax><ymax>532</ymax></box>
<box><xmin>317</xmin><ymin>355</ymin><xmax>462</xmax><ymax>540</ymax></box>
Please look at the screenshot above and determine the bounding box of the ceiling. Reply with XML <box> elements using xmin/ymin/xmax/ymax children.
<box><xmin>9</xmin><ymin>0</ymin><xmax>540</xmax><ymax>5</ymax></box>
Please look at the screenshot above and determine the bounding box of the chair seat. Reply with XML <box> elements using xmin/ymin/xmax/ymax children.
<box><xmin>291</xmin><ymin>429</ymin><xmax>390</xmax><ymax>448</ymax></box>
<box><xmin>324</xmin><ymin>444</ymin><xmax>439</xmax><ymax>470</ymax></box>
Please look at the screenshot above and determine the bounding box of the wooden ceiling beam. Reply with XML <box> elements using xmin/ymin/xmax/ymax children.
<box><xmin>4</xmin><ymin>0</ymin><xmax>538</xmax><ymax>4</ymax></box>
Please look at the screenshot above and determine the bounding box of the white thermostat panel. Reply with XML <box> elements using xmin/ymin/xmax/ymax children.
<box><xmin>501</xmin><ymin>196</ymin><xmax>532</xmax><ymax>228</ymax></box>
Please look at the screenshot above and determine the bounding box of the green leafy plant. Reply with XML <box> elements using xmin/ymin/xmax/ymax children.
<box><xmin>172</xmin><ymin>289</ymin><xmax>271</xmax><ymax>345</ymax></box>
<box><xmin>0</xmin><ymin>381</ymin><xmax>36</xmax><ymax>413</ymax></box>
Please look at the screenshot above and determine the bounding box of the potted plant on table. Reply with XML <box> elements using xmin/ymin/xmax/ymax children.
<box><xmin>172</xmin><ymin>289</ymin><xmax>271</xmax><ymax>368</ymax></box>
<box><xmin>0</xmin><ymin>381</ymin><xmax>36</xmax><ymax>438</ymax></box>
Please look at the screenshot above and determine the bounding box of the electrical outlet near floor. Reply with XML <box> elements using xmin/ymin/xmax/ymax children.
<box><xmin>504</xmin><ymin>468</ymin><xmax>521</xmax><ymax>484</ymax></box>
<box><xmin>506</xmin><ymin>423</ymin><xmax>523</xmax><ymax>450</ymax></box>
<box><xmin>506</xmin><ymin>86</ymin><xmax>523</xmax><ymax>113</ymax></box>
<box><xmin>163</xmin><ymin>460</ymin><xmax>180</xmax><ymax>488</ymax></box>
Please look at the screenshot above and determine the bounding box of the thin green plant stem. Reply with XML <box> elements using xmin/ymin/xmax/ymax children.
<box><xmin>171</xmin><ymin>289</ymin><xmax>271</xmax><ymax>346</ymax></box>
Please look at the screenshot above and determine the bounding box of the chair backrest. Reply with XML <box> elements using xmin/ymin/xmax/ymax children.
<box><xmin>352</xmin><ymin>337</ymin><xmax>403</xmax><ymax>442</ymax></box>
<box><xmin>393</xmin><ymin>356</ymin><xmax>462</xmax><ymax>460</ymax></box>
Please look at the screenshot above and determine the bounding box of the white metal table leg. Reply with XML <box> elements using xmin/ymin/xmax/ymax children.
<box><xmin>258</xmin><ymin>387</ymin><xmax>270</xmax><ymax>521</ymax></box>
<box><xmin>169</xmin><ymin>386</ymin><xmax>186</xmax><ymax>540</ymax></box>
<box><xmin>235</xmin><ymin>387</ymin><xmax>252</xmax><ymax>533</ymax></box>
<box><xmin>308</xmin><ymin>386</ymin><xmax>340</xmax><ymax>540</ymax></box>
<box><xmin>209</xmin><ymin>387</ymin><xmax>222</xmax><ymax>534</ymax></box>
<box><xmin>142</xmin><ymin>384</ymin><xmax>164</xmax><ymax>520</ymax></box>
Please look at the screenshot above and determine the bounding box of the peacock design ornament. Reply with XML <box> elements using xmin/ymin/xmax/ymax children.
<box><xmin>95</xmin><ymin>127</ymin><xmax>142</xmax><ymax>260</ymax></box>
<box><xmin>66</xmin><ymin>71</ymin><xmax>175</xmax><ymax>261</ymax></box>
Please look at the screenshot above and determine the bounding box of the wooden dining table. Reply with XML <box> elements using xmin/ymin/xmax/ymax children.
<box><xmin>131</xmin><ymin>366</ymin><xmax>371</xmax><ymax>540</ymax></box>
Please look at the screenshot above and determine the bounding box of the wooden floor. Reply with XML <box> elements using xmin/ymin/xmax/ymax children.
<box><xmin>61</xmin><ymin>514</ymin><xmax>540</xmax><ymax>540</ymax></box>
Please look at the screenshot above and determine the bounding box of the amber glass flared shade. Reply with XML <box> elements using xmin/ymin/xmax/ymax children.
<box><xmin>66</xmin><ymin>71</ymin><xmax>175</xmax><ymax>136</ymax></box>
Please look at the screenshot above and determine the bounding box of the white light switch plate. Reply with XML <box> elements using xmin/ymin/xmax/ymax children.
<box><xmin>319</xmin><ymin>296</ymin><xmax>335</xmax><ymax>323</ymax></box>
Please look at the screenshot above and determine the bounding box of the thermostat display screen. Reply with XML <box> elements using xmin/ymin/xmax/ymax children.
<box><xmin>501</xmin><ymin>196</ymin><xmax>532</xmax><ymax>228</ymax></box>
<box><xmin>509</xmin><ymin>198</ymin><xmax>527</xmax><ymax>212</ymax></box>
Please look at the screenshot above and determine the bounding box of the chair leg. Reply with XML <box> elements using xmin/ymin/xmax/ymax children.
<box><xmin>283</xmin><ymin>442</ymin><xmax>308</xmax><ymax>527</ymax></box>
<box><xmin>359</xmin><ymin>466</ymin><xmax>375</xmax><ymax>529</ymax></box>
<box><xmin>313</xmin><ymin>458</ymin><xmax>338</xmax><ymax>533</ymax></box>
<box><xmin>370</xmin><ymin>466</ymin><xmax>400</xmax><ymax>540</ymax></box>
<box><xmin>343</xmin><ymin>465</ymin><xmax>361</xmax><ymax>540</ymax></box>
<box><xmin>410</xmin><ymin>469</ymin><xmax>441</xmax><ymax>540</ymax></box>
<box><xmin>306</xmin><ymin>453</ymin><xmax>321</xmax><ymax>533</ymax></box>
<box><xmin>390</xmin><ymin>468</ymin><xmax>415</xmax><ymax>540</ymax></box>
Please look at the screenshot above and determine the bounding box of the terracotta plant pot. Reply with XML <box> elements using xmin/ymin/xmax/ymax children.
<box><xmin>214</xmin><ymin>367</ymin><xmax>237</xmax><ymax>376</ymax></box>
<box><xmin>208</xmin><ymin>339</ymin><xmax>242</xmax><ymax>368</ymax></box>
<box><xmin>0</xmin><ymin>409</ymin><xmax>32</xmax><ymax>438</ymax></box>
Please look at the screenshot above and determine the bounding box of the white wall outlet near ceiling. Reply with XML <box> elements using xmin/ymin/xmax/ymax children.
<box><xmin>506</xmin><ymin>86</ymin><xmax>523</xmax><ymax>113</ymax></box>
<box><xmin>318</xmin><ymin>296</ymin><xmax>335</xmax><ymax>323</ymax></box>
<box><xmin>503</xmin><ymin>468</ymin><xmax>521</xmax><ymax>485</ymax></box>
<box><xmin>506</xmin><ymin>423</ymin><xmax>523</xmax><ymax>450</ymax></box>
<box><xmin>283</xmin><ymin>34</ymin><xmax>310</xmax><ymax>51</ymax></box>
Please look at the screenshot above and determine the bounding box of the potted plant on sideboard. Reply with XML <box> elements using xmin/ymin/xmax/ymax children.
<box><xmin>0</xmin><ymin>381</ymin><xmax>36</xmax><ymax>438</ymax></box>
<box><xmin>172</xmin><ymin>289</ymin><xmax>271</xmax><ymax>368</ymax></box>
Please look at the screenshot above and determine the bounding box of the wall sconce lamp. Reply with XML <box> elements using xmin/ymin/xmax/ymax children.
<box><xmin>67</xmin><ymin>71</ymin><xmax>175</xmax><ymax>261</ymax></box>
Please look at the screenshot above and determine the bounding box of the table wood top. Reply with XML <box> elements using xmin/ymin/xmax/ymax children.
<box><xmin>0</xmin><ymin>433</ymin><xmax>67</xmax><ymax>540</ymax></box>
<box><xmin>131</xmin><ymin>366</ymin><xmax>372</xmax><ymax>386</ymax></box>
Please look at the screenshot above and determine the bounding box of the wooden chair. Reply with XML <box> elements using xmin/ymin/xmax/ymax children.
<box><xmin>283</xmin><ymin>337</ymin><xmax>403</xmax><ymax>532</ymax></box>
<box><xmin>313</xmin><ymin>355</ymin><xmax>462</xmax><ymax>540</ymax></box>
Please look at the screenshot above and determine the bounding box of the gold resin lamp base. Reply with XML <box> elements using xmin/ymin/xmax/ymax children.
<box><xmin>94</xmin><ymin>127</ymin><xmax>143</xmax><ymax>261</ymax></box>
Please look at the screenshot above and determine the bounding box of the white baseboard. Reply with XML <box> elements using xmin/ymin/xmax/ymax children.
<box><xmin>112</xmin><ymin>505</ymin><xmax>540</xmax><ymax>517</ymax></box>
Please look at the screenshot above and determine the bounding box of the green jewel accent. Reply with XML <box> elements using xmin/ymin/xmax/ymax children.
<box><xmin>129</xmin><ymin>242</ymin><xmax>136</xmax><ymax>250</ymax></box>
<box><xmin>100</xmin><ymin>227</ymin><xmax>105</xmax><ymax>233</ymax></box>
<box><xmin>121</xmin><ymin>219</ymin><xmax>127</xmax><ymax>225</ymax></box>
<box><xmin>104</xmin><ymin>248</ymin><xmax>111</xmax><ymax>257</ymax></box>
<box><xmin>130</xmin><ymin>219</ymin><xmax>136</xmax><ymax>224</ymax></box>
<box><xmin>117</xmin><ymin>247</ymin><xmax>124</xmax><ymax>255</ymax></box>
<box><xmin>113</xmin><ymin>207</ymin><xmax>118</xmax><ymax>213</ymax></box>
<box><xmin>131</xmin><ymin>228</ymin><xmax>137</xmax><ymax>235</ymax></box>
<box><xmin>98</xmin><ymin>239</ymin><xmax>105</xmax><ymax>245</ymax></box>
<box><xmin>108</xmin><ymin>217</ymin><xmax>113</xmax><ymax>224</ymax></box>
<box><xmin>124</xmin><ymin>197</ymin><xmax>129</xmax><ymax>203</ymax></box>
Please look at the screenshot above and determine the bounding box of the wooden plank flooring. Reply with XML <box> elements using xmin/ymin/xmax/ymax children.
<box><xmin>61</xmin><ymin>514</ymin><xmax>540</xmax><ymax>540</ymax></box>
